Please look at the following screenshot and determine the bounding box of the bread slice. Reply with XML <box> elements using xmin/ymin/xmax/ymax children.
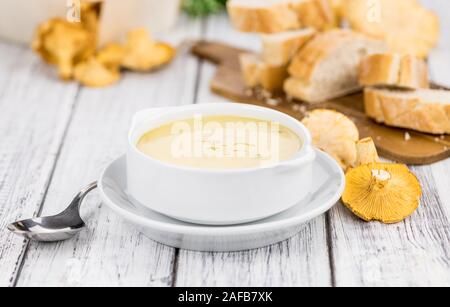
<box><xmin>285</xmin><ymin>30</ymin><xmax>387</xmax><ymax>103</ymax></box>
<box><xmin>239</xmin><ymin>53</ymin><xmax>261</xmax><ymax>88</ymax></box>
<box><xmin>261</xmin><ymin>28</ymin><xmax>316</xmax><ymax>66</ymax></box>
<box><xmin>227</xmin><ymin>0</ymin><xmax>337</xmax><ymax>33</ymax></box>
<box><xmin>291</xmin><ymin>0</ymin><xmax>337</xmax><ymax>30</ymax></box>
<box><xmin>365</xmin><ymin>87</ymin><xmax>450</xmax><ymax>134</ymax></box>
<box><xmin>359</xmin><ymin>54</ymin><xmax>429</xmax><ymax>89</ymax></box>
<box><xmin>330</xmin><ymin>0</ymin><xmax>344</xmax><ymax>21</ymax></box>
<box><xmin>343</xmin><ymin>0</ymin><xmax>439</xmax><ymax>58</ymax></box>
<box><xmin>239</xmin><ymin>53</ymin><xmax>288</xmax><ymax>92</ymax></box>
<box><xmin>227</xmin><ymin>0</ymin><xmax>301</xmax><ymax>33</ymax></box>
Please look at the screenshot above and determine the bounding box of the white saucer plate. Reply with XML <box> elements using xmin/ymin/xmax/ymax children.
<box><xmin>98</xmin><ymin>150</ymin><xmax>345</xmax><ymax>252</ymax></box>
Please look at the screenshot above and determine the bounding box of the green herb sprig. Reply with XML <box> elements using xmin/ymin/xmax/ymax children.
<box><xmin>182</xmin><ymin>0</ymin><xmax>228</xmax><ymax>17</ymax></box>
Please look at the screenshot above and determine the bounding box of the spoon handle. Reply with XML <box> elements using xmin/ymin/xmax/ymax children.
<box><xmin>80</xmin><ymin>182</ymin><xmax>98</xmax><ymax>197</ymax></box>
<box><xmin>63</xmin><ymin>182</ymin><xmax>98</xmax><ymax>214</ymax></box>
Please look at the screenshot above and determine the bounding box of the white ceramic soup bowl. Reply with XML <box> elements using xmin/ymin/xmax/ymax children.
<box><xmin>127</xmin><ymin>103</ymin><xmax>316</xmax><ymax>225</ymax></box>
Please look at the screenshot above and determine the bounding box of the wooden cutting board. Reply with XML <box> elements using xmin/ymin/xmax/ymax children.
<box><xmin>191</xmin><ymin>40</ymin><xmax>450</xmax><ymax>165</ymax></box>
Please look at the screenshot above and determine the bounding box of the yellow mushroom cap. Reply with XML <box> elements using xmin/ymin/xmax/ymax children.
<box><xmin>32</xmin><ymin>18</ymin><xmax>95</xmax><ymax>80</ymax></box>
<box><xmin>342</xmin><ymin>163</ymin><xmax>422</xmax><ymax>224</ymax></box>
<box><xmin>96</xmin><ymin>43</ymin><xmax>126</xmax><ymax>70</ymax></box>
<box><xmin>74</xmin><ymin>58</ymin><xmax>120</xmax><ymax>88</ymax></box>
<box><xmin>80</xmin><ymin>1</ymin><xmax>101</xmax><ymax>36</ymax></box>
<box><xmin>302</xmin><ymin>109</ymin><xmax>359</xmax><ymax>170</ymax></box>
<box><xmin>121</xmin><ymin>28</ymin><xmax>175</xmax><ymax>71</ymax></box>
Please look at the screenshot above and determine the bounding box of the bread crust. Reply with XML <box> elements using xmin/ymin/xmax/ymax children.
<box><xmin>359</xmin><ymin>54</ymin><xmax>429</xmax><ymax>89</ymax></box>
<box><xmin>291</xmin><ymin>0</ymin><xmax>337</xmax><ymax>30</ymax></box>
<box><xmin>399</xmin><ymin>55</ymin><xmax>430</xmax><ymax>89</ymax></box>
<box><xmin>364</xmin><ymin>88</ymin><xmax>450</xmax><ymax>134</ymax></box>
<box><xmin>289</xmin><ymin>30</ymin><xmax>355</xmax><ymax>81</ymax></box>
<box><xmin>286</xmin><ymin>30</ymin><xmax>386</xmax><ymax>103</ymax></box>
<box><xmin>227</xmin><ymin>0</ymin><xmax>300</xmax><ymax>33</ymax></box>
<box><xmin>261</xmin><ymin>28</ymin><xmax>316</xmax><ymax>66</ymax></box>
<box><xmin>289</xmin><ymin>30</ymin><xmax>385</xmax><ymax>81</ymax></box>
<box><xmin>227</xmin><ymin>0</ymin><xmax>337</xmax><ymax>33</ymax></box>
<box><xmin>239</xmin><ymin>53</ymin><xmax>261</xmax><ymax>88</ymax></box>
<box><xmin>239</xmin><ymin>53</ymin><xmax>288</xmax><ymax>92</ymax></box>
<box><xmin>284</xmin><ymin>77</ymin><xmax>361</xmax><ymax>103</ymax></box>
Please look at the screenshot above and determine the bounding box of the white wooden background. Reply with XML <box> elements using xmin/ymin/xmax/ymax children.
<box><xmin>0</xmin><ymin>1</ymin><xmax>449</xmax><ymax>287</ymax></box>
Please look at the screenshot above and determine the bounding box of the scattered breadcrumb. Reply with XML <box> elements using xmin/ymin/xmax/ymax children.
<box><xmin>291</xmin><ymin>104</ymin><xmax>307</xmax><ymax>114</ymax></box>
<box><xmin>404</xmin><ymin>132</ymin><xmax>411</xmax><ymax>141</ymax></box>
<box><xmin>376</xmin><ymin>136</ymin><xmax>382</xmax><ymax>141</ymax></box>
<box><xmin>244</xmin><ymin>88</ymin><xmax>254</xmax><ymax>97</ymax></box>
<box><xmin>265</xmin><ymin>98</ymin><xmax>280</xmax><ymax>106</ymax></box>
<box><xmin>441</xmin><ymin>135</ymin><xmax>445</xmax><ymax>140</ymax></box>
<box><xmin>253</xmin><ymin>87</ymin><xmax>267</xmax><ymax>101</ymax></box>
<box><xmin>261</xmin><ymin>90</ymin><xmax>270</xmax><ymax>98</ymax></box>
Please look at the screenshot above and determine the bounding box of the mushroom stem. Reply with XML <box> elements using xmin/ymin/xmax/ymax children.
<box><xmin>371</xmin><ymin>169</ymin><xmax>391</xmax><ymax>189</ymax></box>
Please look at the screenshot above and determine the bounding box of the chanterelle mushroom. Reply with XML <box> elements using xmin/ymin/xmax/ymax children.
<box><xmin>342</xmin><ymin>163</ymin><xmax>422</xmax><ymax>224</ymax></box>
<box><xmin>32</xmin><ymin>18</ymin><xmax>95</xmax><ymax>80</ymax></box>
<box><xmin>74</xmin><ymin>58</ymin><xmax>120</xmax><ymax>88</ymax></box>
<box><xmin>121</xmin><ymin>28</ymin><xmax>175</xmax><ymax>71</ymax></box>
<box><xmin>302</xmin><ymin>109</ymin><xmax>359</xmax><ymax>169</ymax></box>
<box><xmin>96</xmin><ymin>43</ymin><xmax>126</xmax><ymax>70</ymax></box>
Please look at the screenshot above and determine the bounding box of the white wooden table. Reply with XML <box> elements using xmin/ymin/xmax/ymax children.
<box><xmin>1</xmin><ymin>4</ymin><xmax>450</xmax><ymax>287</ymax></box>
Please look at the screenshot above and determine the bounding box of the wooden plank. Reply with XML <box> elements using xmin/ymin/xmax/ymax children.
<box><xmin>0</xmin><ymin>42</ymin><xmax>80</xmax><ymax>286</ymax></box>
<box><xmin>430</xmin><ymin>160</ymin><xmax>450</xmax><ymax>217</ymax></box>
<box><xmin>329</xmin><ymin>164</ymin><xmax>450</xmax><ymax>287</ymax></box>
<box><xmin>175</xmin><ymin>223</ymin><xmax>332</xmax><ymax>287</ymax></box>
<box><xmin>174</xmin><ymin>14</ymin><xmax>332</xmax><ymax>287</ymax></box>
<box><xmin>15</xmin><ymin>16</ymin><xmax>203</xmax><ymax>287</ymax></box>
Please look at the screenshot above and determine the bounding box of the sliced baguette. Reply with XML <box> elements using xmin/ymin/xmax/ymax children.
<box><xmin>239</xmin><ymin>53</ymin><xmax>288</xmax><ymax>92</ymax></box>
<box><xmin>227</xmin><ymin>0</ymin><xmax>301</xmax><ymax>33</ymax></box>
<box><xmin>261</xmin><ymin>28</ymin><xmax>316</xmax><ymax>66</ymax></box>
<box><xmin>227</xmin><ymin>0</ymin><xmax>337</xmax><ymax>33</ymax></box>
<box><xmin>343</xmin><ymin>0</ymin><xmax>439</xmax><ymax>58</ymax></box>
<box><xmin>239</xmin><ymin>53</ymin><xmax>261</xmax><ymax>88</ymax></box>
<box><xmin>330</xmin><ymin>0</ymin><xmax>344</xmax><ymax>21</ymax></box>
<box><xmin>285</xmin><ymin>30</ymin><xmax>387</xmax><ymax>103</ymax></box>
<box><xmin>365</xmin><ymin>87</ymin><xmax>450</xmax><ymax>134</ymax></box>
<box><xmin>359</xmin><ymin>54</ymin><xmax>429</xmax><ymax>89</ymax></box>
<box><xmin>291</xmin><ymin>0</ymin><xmax>337</xmax><ymax>30</ymax></box>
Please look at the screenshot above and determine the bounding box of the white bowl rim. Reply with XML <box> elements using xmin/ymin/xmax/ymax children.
<box><xmin>99</xmin><ymin>150</ymin><xmax>345</xmax><ymax>236</ymax></box>
<box><xmin>127</xmin><ymin>103</ymin><xmax>314</xmax><ymax>174</ymax></box>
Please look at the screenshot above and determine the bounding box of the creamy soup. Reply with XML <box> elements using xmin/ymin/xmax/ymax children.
<box><xmin>136</xmin><ymin>115</ymin><xmax>302</xmax><ymax>169</ymax></box>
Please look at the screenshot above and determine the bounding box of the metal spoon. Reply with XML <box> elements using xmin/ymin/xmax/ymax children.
<box><xmin>7</xmin><ymin>182</ymin><xmax>98</xmax><ymax>242</ymax></box>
